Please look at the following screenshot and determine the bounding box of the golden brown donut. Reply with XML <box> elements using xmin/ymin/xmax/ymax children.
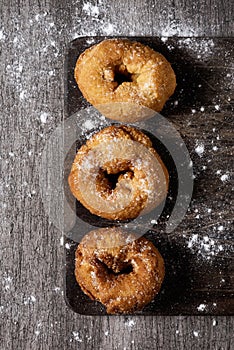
<box><xmin>68</xmin><ymin>125</ymin><xmax>169</xmax><ymax>220</ymax></box>
<box><xmin>74</xmin><ymin>39</ymin><xmax>176</xmax><ymax>122</ymax></box>
<box><xmin>75</xmin><ymin>227</ymin><xmax>165</xmax><ymax>314</ymax></box>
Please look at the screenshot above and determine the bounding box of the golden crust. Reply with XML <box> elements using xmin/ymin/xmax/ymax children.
<box><xmin>75</xmin><ymin>228</ymin><xmax>165</xmax><ymax>314</ymax></box>
<box><xmin>74</xmin><ymin>39</ymin><xmax>176</xmax><ymax>122</ymax></box>
<box><xmin>68</xmin><ymin>125</ymin><xmax>169</xmax><ymax>220</ymax></box>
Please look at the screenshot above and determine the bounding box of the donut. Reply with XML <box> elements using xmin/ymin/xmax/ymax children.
<box><xmin>74</xmin><ymin>39</ymin><xmax>176</xmax><ymax>122</ymax></box>
<box><xmin>68</xmin><ymin>125</ymin><xmax>169</xmax><ymax>220</ymax></box>
<box><xmin>75</xmin><ymin>227</ymin><xmax>165</xmax><ymax>314</ymax></box>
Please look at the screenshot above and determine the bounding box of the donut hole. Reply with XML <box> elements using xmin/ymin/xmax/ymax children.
<box><xmin>117</xmin><ymin>263</ymin><xmax>133</xmax><ymax>275</ymax></box>
<box><xmin>97</xmin><ymin>166</ymin><xmax>134</xmax><ymax>196</ymax></box>
<box><xmin>103</xmin><ymin>169</ymin><xmax>134</xmax><ymax>190</ymax></box>
<box><xmin>114</xmin><ymin>263</ymin><xmax>133</xmax><ymax>275</ymax></box>
<box><xmin>98</xmin><ymin>259</ymin><xmax>133</xmax><ymax>276</ymax></box>
<box><xmin>114</xmin><ymin>65</ymin><xmax>133</xmax><ymax>86</ymax></box>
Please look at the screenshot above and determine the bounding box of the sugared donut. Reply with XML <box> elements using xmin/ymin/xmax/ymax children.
<box><xmin>75</xmin><ymin>227</ymin><xmax>165</xmax><ymax>314</ymax></box>
<box><xmin>74</xmin><ymin>39</ymin><xmax>176</xmax><ymax>122</ymax></box>
<box><xmin>68</xmin><ymin>125</ymin><xmax>168</xmax><ymax>221</ymax></box>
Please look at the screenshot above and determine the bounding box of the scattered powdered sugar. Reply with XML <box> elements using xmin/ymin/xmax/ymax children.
<box><xmin>40</xmin><ymin>112</ymin><xmax>49</xmax><ymax>124</ymax></box>
<box><xmin>76</xmin><ymin>107</ymin><xmax>108</xmax><ymax>136</ymax></box>
<box><xmin>102</xmin><ymin>23</ymin><xmax>115</xmax><ymax>35</ymax></box>
<box><xmin>30</xmin><ymin>295</ymin><xmax>36</xmax><ymax>302</ymax></box>
<box><xmin>160</xmin><ymin>22</ymin><xmax>197</xmax><ymax>37</ymax></box>
<box><xmin>197</xmin><ymin>303</ymin><xmax>206</xmax><ymax>312</ymax></box>
<box><xmin>86</xmin><ymin>37</ymin><xmax>96</xmax><ymax>45</ymax></box>
<box><xmin>215</xmin><ymin>170</ymin><xmax>230</xmax><ymax>182</ymax></box>
<box><xmin>19</xmin><ymin>91</ymin><xmax>26</xmax><ymax>100</ymax></box>
<box><xmin>71</xmin><ymin>2</ymin><xmax>117</xmax><ymax>38</ymax></box>
<box><xmin>82</xmin><ymin>119</ymin><xmax>96</xmax><ymax>131</ymax></box>
<box><xmin>0</xmin><ymin>29</ymin><xmax>6</xmax><ymax>41</ymax></box>
<box><xmin>2</xmin><ymin>275</ymin><xmax>13</xmax><ymax>291</ymax></box>
<box><xmin>65</xmin><ymin>242</ymin><xmax>71</xmax><ymax>250</ymax></box>
<box><xmin>220</xmin><ymin>174</ymin><xmax>229</xmax><ymax>182</ymax></box>
<box><xmin>70</xmin><ymin>2</ymin><xmax>209</xmax><ymax>39</ymax></box>
<box><xmin>178</xmin><ymin>38</ymin><xmax>215</xmax><ymax>58</ymax></box>
<box><xmin>187</xmin><ymin>234</ymin><xmax>224</xmax><ymax>259</ymax></box>
<box><xmin>24</xmin><ymin>295</ymin><xmax>36</xmax><ymax>305</ymax></box>
<box><xmin>60</xmin><ymin>236</ymin><xmax>64</xmax><ymax>246</ymax></box>
<box><xmin>34</xmin><ymin>322</ymin><xmax>42</xmax><ymax>337</ymax></box>
<box><xmin>71</xmin><ymin>331</ymin><xmax>82</xmax><ymax>343</ymax></box>
<box><xmin>212</xmin><ymin>319</ymin><xmax>217</xmax><ymax>326</ymax></box>
<box><xmin>195</xmin><ymin>141</ymin><xmax>205</xmax><ymax>157</ymax></box>
<box><xmin>125</xmin><ymin>319</ymin><xmax>136</xmax><ymax>328</ymax></box>
<box><xmin>83</xmin><ymin>3</ymin><xmax>100</xmax><ymax>17</ymax></box>
<box><xmin>53</xmin><ymin>286</ymin><xmax>61</xmax><ymax>293</ymax></box>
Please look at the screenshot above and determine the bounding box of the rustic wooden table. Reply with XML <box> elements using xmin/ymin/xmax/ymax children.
<box><xmin>0</xmin><ymin>1</ymin><xmax>233</xmax><ymax>349</ymax></box>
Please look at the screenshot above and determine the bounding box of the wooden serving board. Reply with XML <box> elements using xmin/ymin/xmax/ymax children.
<box><xmin>64</xmin><ymin>37</ymin><xmax>234</xmax><ymax>315</ymax></box>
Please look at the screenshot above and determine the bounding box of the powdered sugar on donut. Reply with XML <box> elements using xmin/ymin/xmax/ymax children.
<box><xmin>69</xmin><ymin>126</ymin><xmax>168</xmax><ymax>220</ymax></box>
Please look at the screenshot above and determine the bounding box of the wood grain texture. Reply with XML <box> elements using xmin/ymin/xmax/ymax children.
<box><xmin>0</xmin><ymin>1</ymin><xmax>233</xmax><ymax>349</ymax></box>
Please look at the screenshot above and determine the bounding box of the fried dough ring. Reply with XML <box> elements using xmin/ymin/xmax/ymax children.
<box><xmin>68</xmin><ymin>125</ymin><xmax>169</xmax><ymax>220</ymax></box>
<box><xmin>74</xmin><ymin>39</ymin><xmax>176</xmax><ymax>122</ymax></box>
<box><xmin>75</xmin><ymin>227</ymin><xmax>165</xmax><ymax>314</ymax></box>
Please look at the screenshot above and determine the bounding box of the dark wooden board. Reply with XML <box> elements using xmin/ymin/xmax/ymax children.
<box><xmin>64</xmin><ymin>37</ymin><xmax>234</xmax><ymax>316</ymax></box>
